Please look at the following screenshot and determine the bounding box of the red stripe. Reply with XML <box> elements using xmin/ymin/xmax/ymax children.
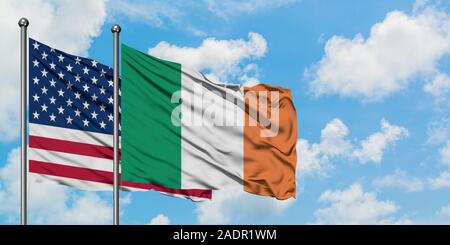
<box><xmin>29</xmin><ymin>135</ymin><xmax>120</xmax><ymax>160</ymax></box>
<box><xmin>29</xmin><ymin>160</ymin><xmax>212</xmax><ymax>199</ymax></box>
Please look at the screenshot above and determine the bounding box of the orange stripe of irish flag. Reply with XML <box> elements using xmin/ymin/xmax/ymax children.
<box><xmin>243</xmin><ymin>84</ymin><xmax>298</xmax><ymax>200</ymax></box>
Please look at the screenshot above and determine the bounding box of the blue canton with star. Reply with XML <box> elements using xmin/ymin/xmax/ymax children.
<box><xmin>29</xmin><ymin>38</ymin><xmax>120</xmax><ymax>135</ymax></box>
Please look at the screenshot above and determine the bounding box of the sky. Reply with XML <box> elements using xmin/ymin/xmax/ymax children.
<box><xmin>0</xmin><ymin>0</ymin><xmax>450</xmax><ymax>225</ymax></box>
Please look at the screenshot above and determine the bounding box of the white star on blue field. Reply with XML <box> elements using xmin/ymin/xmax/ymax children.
<box><xmin>1</xmin><ymin>0</ymin><xmax>450</xmax><ymax>224</ymax></box>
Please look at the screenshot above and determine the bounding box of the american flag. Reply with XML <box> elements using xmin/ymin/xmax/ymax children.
<box><xmin>28</xmin><ymin>38</ymin><xmax>211</xmax><ymax>200</ymax></box>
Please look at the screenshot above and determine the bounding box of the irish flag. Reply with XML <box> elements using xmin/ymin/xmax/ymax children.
<box><xmin>121</xmin><ymin>45</ymin><xmax>298</xmax><ymax>200</ymax></box>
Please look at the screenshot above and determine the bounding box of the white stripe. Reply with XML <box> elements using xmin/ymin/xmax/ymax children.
<box><xmin>180</xmin><ymin>67</ymin><xmax>244</xmax><ymax>189</ymax></box>
<box><xmin>29</xmin><ymin>123</ymin><xmax>121</xmax><ymax>147</ymax></box>
<box><xmin>29</xmin><ymin>172</ymin><xmax>145</xmax><ymax>191</ymax></box>
<box><xmin>31</xmin><ymin>172</ymin><xmax>115</xmax><ymax>191</ymax></box>
<box><xmin>29</xmin><ymin>147</ymin><xmax>115</xmax><ymax>172</ymax></box>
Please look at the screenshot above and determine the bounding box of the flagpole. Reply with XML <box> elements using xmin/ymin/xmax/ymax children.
<box><xmin>18</xmin><ymin>17</ymin><xmax>29</xmax><ymax>226</ymax></box>
<box><xmin>111</xmin><ymin>24</ymin><xmax>121</xmax><ymax>226</ymax></box>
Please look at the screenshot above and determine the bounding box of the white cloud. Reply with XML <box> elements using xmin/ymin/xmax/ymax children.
<box><xmin>439</xmin><ymin>140</ymin><xmax>450</xmax><ymax>165</ymax></box>
<box><xmin>306</xmin><ymin>5</ymin><xmax>450</xmax><ymax>101</ymax></box>
<box><xmin>427</xmin><ymin>117</ymin><xmax>450</xmax><ymax>144</ymax></box>
<box><xmin>298</xmin><ymin>118</ymin><xmax>351</xmax><ymax>177</ymax></box>
<box><xmin>108</xmin><ymin>0</ymin><xmax>182</xmax><ymax>28</ymax></box>
<box><xmin>299</xmin><ymin>118</ymin><xmax>408</xmax><ymax>177</ymax></box>
<box><xmin>428</xmin><ymin>170</ymin><xmax>450</xmax><ymax>189</ymax></box>
<box><xmin>0</xmin><ymin>148</ymin><xmax>113</xmax><ymax>224</ymax></box>
<box><xmin>426</xmin><ymin>119</ymin><xmax>450</xmax><ymax>176</ymax></box>
<box><xmin>196</xmin><ymin>188</ymin><xmax>294</xmax><ymax>224</ymax></box>
<box><xmin>240</xmin><ymin>63</ymin><xmax>262</xmax><ymax>86</ymax></box>
<box><xmin>204</xmin><ymin>0</ymin><xmax>298</xmax><ymax>20</ymax></box>
<box><xmin>49</xmin><ymin>193</ymin><xmax>112</xmax><ymax>225</ymax></box>
<box><xmin>148</xmin><ymin>32</ymin><xmax>267</xmax><ymax>83</ymax></box>
<box><xmin>148</xmin><ymin>214</ymin><xmax>171</xmax><ymax>225</ymax></box>
<box><xmin>318</xmin><ymin>118</ymin><xmax>352</xmax><ymax>156</ymax></box>
<box><xmin>424</xmin><ymin>73</ymin><xmax>450</xmax><ymax>98</ymax></box>
<box><xmin>426</xmin><ymin>133</ymin><xmax>450</xmax><ymax>191</ymax></box>
<box><xmin>437</xmin><ymin>202</ymin><xmax>450</xmax><ymax>217</ymax></box>
<box><xmin>352</xmin><ymin>119</ymin><xmax>409</xmax><ymax>164</ymax></box>
<box><xmin>313</xmin><ymin>183</ymin><xmax>411</xmax><ymax>224</ymax></box>
<box><xmin>108</xmin><ymin>1</ymin><xmax>297</xmax><ymax>36</ymax></box>
<box><xmin>298</xmin><ymin>139</ymin><xmax>331</xmax><ymax>178</ymax></box>
<box><xmin>372</xmin><ymin>169</ymin><xmax>424</xmax><ymax>192</ymax></box>
<box><xmin>0</xmin><ymin>0</ymin><xmax>107</xmax><ymax>141</ymax></box>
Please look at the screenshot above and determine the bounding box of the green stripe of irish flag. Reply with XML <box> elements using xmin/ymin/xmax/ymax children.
<box><xmin>121</xmin><ymin>44</ymin><xmax>182</xmax><ymax>188</ymax></box>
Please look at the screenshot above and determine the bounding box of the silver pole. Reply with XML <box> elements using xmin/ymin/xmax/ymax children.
<box><xmin>18</xmin><ymin>17</ymin><xmax>29</xmax><ymax>226</ymax></box>
<box><xmin>111</xmin><ymin>24</ymin><xmax>121</xmax><ymax>226</ymax></box>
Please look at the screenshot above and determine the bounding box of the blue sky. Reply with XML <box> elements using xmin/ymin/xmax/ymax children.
<box><xmin>1</xmin><ymin>0</ymin><xmax>450</xmax><ymax>224</ymax></box>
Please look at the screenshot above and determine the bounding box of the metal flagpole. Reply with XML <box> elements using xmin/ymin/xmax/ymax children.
<box><xmin>18</xmin><ymin>17</ymin><xmax>29</xmax><ymax>226</ymax></box>
<box><xmin>111</xmin><ymin>24</ymin><xmax>121</xmax><ymax>226</ymax></box>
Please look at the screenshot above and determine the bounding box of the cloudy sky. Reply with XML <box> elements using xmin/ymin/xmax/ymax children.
<box><xmin>1</xmin><ymin>0</ymin><xmax>450</xmax><ymax>225</ymax></box>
